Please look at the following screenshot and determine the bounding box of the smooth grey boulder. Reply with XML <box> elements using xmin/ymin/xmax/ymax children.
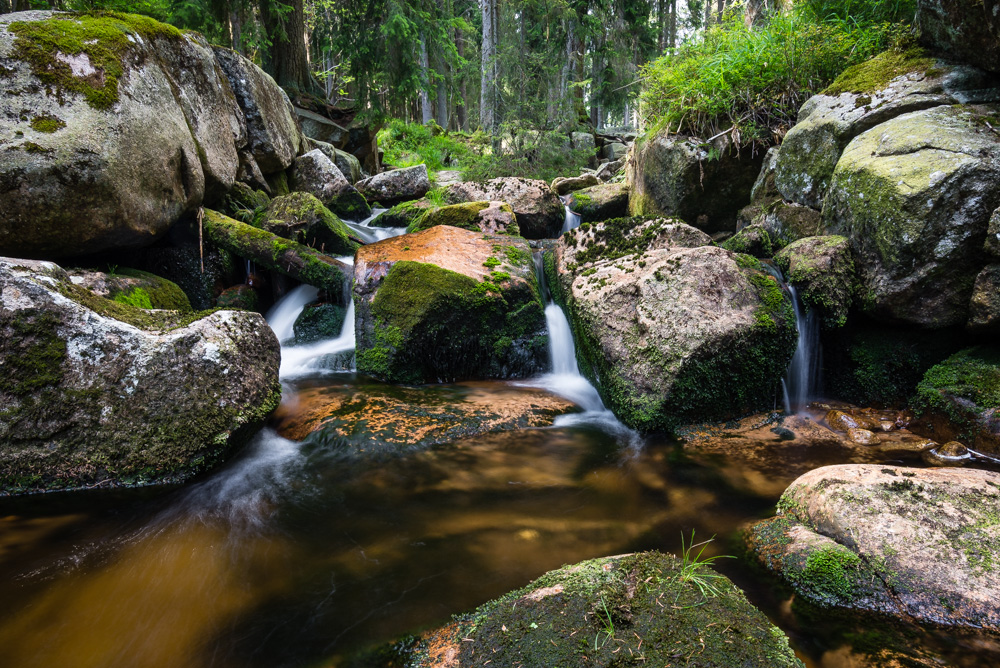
<box><xmin>307</xmin><ymin>137</ymin><xmax>362</xmax><ymax>183</ymax></box>
<box><xmin>567</xmin><ymin>182</ymin><xmax>629</xmax><ymax>223</ymax></box>
<box><xmin>0</xmin><ymin>256</ymin><xmax>281</xmax><ymax>495</ymax></box>
<box><xmin>289</xmin><ymin>149</ymin><xmax>371</xmax><ymax>220</ymax></box>
<box><xmin>355</xmin><ymin>164</ymin><xmax>430</xmax><ymax>207</ymax></box>
<box><xmin>823</xmin><ymin>105</ymin><xmax>1000</xmax><ymax>327</ymax></box>
<box><xmin>444</xmin><ymin>177</ymin><xmax>563</xmax><ymax>238</ymax></box>
<box><xmin>550</xmin><ymin>173</ymin><xmax>600</xmax><ymax>196</ymax></box>
<box><xmin>747</xmin><ymin>464</ymin><xmax>1000</xmax><ymax>631</ymax></box>
<box><xmin>550</xmin><ymin>217</ymin><xmax>795</xmax><ymax>433</ymax></box>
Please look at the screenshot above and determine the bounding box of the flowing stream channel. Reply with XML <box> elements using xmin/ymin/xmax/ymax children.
<box><xmin>0</xmin><ymin>220</ymin><xmax>994</xmax><ymax>667</ymax></box>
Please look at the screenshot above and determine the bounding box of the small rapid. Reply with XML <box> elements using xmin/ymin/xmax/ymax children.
<box><xmin>342</xmin><ymin>208</ymin><xmax>405</xmax><ymax>244</ymax></box>
<box><xmin>781</xmin><ymin>285</ymin><xmax>822</xmax><ymax>415</ymax></box>
<box><xmin>560</xmin><ymin>196</ymin><xmax>582</xmax><ymax>234</ymax></box>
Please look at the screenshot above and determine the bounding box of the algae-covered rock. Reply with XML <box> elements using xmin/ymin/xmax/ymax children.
<box><xmin>720</xmin><ymin>223</ymin><xmax>776</xmax><ymax>258</ymax></box>
<box><xmin>918</xmin><ymin>0</ymin><xmax>1000</xmax><ymax>73</ymax></box>
<box><xmin>292</xmin><ymin>301</ymin><xmax>346</xmax><ymax>344</ymax></box>
<box><xmin>567</xmin><ymin>182</ymin><xmax>629</xmax><ymax>223</ymax></box>
<box><xmin>262</xmin><ymin>192</ymin><xmax>359</xmax><ymax>256</ymax></box>
<box><xmin>67</xmin><ymin>267</ymin><xmax>192</xmax><ymax>312</ymax></box>
<box><xmin>747</xmin><ymin>464</ymin><xmax>1000</xmax><ymax>630</ymax></box>
<box><xmin>969</xmin><ymin>264</ymin><xmax>1000</xmax><ymax>332</ymax></box>
<box><xmin>368</xmin><ymin>552</ymin><xmax>802</xmax><ymax>668</ymax></box>
<box><xmin>444</xmin><ymin>177</ymin><xmax>563</xmax><ymax>239</ymax></box>
<box><xmin>289</xmin><ymin>149</ymin><xmax>371</xmax><ymax>221</ymax></box>
<box><xmin>353</xmin><ymin>226</ymin><xmax>546</xmax><ymax>383</ymax></box>
<box><xmin>0</xmin><ymin>257</ymin><xmax>280</xmax><ymax>495</ymax></box>
<box><xmin>911</xmin><ymin>346</ymin><xmax>1000</xmax><ymax>455</ymax></box>
<box><xmin>408</xmin><ymin>201</ymin><xmax>518</xmax><ymax>236</ymax></box>
<box><xmin>774</xmin><ymin>235</ymin><xmax>855</xmax><ymax>329</ymax></box>
<box><xmin>824</xmin><ymin>105</ymin><xmax>1000</xmax><ymax>327</ymax></box>
<box><xmin>272</xmin><ymin>380</ymin><xmax>576</xmax><ymax>448</ymax></box>
<box><xmin>355</xmin><ymin>164</ymin><xmax>430</xmax><ymax>207</ymax></box>
<box><xmin>627</xmin><ymin>132</ymin><xmax>764</xmax><ymax>233</ymax></box>
<box><xmin>551</xmin><ymin>217</ymin><xmax>796</xmax><ymax>433</ymax></box>
<box><xmin>774</xmin><ymin>50</ymin><xmax>996</xmax><ymax>209</ymax></box>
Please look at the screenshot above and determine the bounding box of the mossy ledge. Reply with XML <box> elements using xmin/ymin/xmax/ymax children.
<box><xmin>7</xmin><ymin>11</ymin><xmax>184</xmax><ymax>111</ymax></box>
<box><xmin>823</xmin><ymin>45</ymin><xmax>937</xmax><ymax>96</ymax></box>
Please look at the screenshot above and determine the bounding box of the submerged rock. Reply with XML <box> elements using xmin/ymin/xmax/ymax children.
<box><xmin>824</xmin><ymin>105</ymin><xmax>1000</xmax><ymax>327</ymax></box>
<box><xmin>774</xmin><ymin>235</ymin><xmax>855</xmax><ymax>329</ymax></box>
<box><xmin>444</xmin><ymin>177</ymin><xmax>563</xmax><ymax>239</ymax></box>
<box><xmin>911</xmin><ymin>346</ymin><xmax>1000</xmax><ymax>456</ymax></box>
<box><xmin>355</xmin><ymin>164</ymin><xmax>430</xmax><ymax>206</ymax></box>
<box><xmin>567</xmin><ymin>182</ymin><xmax>629</xmax><ymax>223</ymax></box>
<box><xmin>747</xmin><ymin>464</ymin><xmax>1000</xmax><ymax>631</ymax></box>
<box><xmin>550</xmin><ymin>217</ymin><xmax>796</xmax><ymax>433</ymax></box>
<box><xmin>627</xmin><ymin>133</ymin><xmax>765</xmax><ymax>233</ymax></box>
<box><xmin>353</xmin><ymin>226</ymin><xmax>546</xmax><ymax>383</ymax></box>
<box><xmin>356</xmin><ymin>552</ymin><xmax>802</xmax><ymax>668</ymax></box>
<box><xmin>0</xmin><ymin>257</ymin><xmax>280</xmax><ymax>495</ymax></box>
<box><xmin>407</xmin><ymin>201</ymin><xmax>519</xmax><ymax>236</ymax></box>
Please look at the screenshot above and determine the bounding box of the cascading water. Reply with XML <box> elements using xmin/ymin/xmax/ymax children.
<box><xmin>560</xmin><ymin>196</ymin><xmax>582</xmax><ymax>233</ymax></box>
<box><xmin>781</xmin><ymin>285</ymin><xmax>822</xmax><ymax>414</ymax></box>
<box><xmin>267</xmin><ymin>284</ymin><xmax>320</xmax><ymax>344</ymax></box>
<box><xmin>342</xmin><ymin>208</ymin><xmax>406</xmax><ymax>244</ymax></box>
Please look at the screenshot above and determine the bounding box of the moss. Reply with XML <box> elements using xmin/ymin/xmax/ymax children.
<box><xmin>293</xmin><ymin>302</ymin><xmax>346</xmax><ymax>344</ymax></box>
<box><xmin>0</xmin><ymin>310</ymin><xmax>67</xmax><ymax>397</ymax></box>
<box><xmin>824</xmin><ymin>46</ymin><xmax>936</xmax><ymax>96</ymax></box>
<box><xmin>912</xmin><ymin>346</ymin><xmax>1000</xmax><ymax>440</ymax></box>
<box><xmin>800</xmin><ymin>547</ymin><xmax>863</xmax><ymax>602</ymax></box>
<box><xmin>58</xmin><ymin>281</ymin><xmax>217</xmax><ymax>331</ymax></box>
<box><xmin>113</xmin><ymin>287</ymin><xmax>153</xmax><ymax>309</ymax></box>
<box><xmin>774</xmin><ymin>235</ymin><xmax>854</xmax><ymax>329</ymax></box>
<box><xmin>8</xmin><ymin>11</ymin><xmax>183</xmax><ymax>111</ymax></box>
<box><xmin>265</xmin><ymin>192</ymin><xmax>359</xmax><ymax>256</ymax></box>
<box><xmin>407</xmin><ymin>200</ymin><xmax>519</xmax><ymax>236</ymax></box>
<box><xmin>115</xmin><ymin>268</ymin><xmax>192</xmax><ymax>311</ymax></box>
<box><xmin>357</xmin><ymin>260</ymin><xmax>545</xmax><ymax>383</ymax></box>
<box><xmin>371</xmin><ymin>199</ymin><xmax>435</xmax><ymax>228</ymax></box>
<box><xmin>22</xmin><ymin>141</ymin><xmax>53</xmax><ymax>154</ymax></box>
<box><xmin>721</xmin><ymin>226</ymin><xmax>773</xmax><ymax>258</ymax></box>
<box><xmin>29</xmin><ymin>114</ymin><xmax>66</xmax><ymax>133</ymax></box>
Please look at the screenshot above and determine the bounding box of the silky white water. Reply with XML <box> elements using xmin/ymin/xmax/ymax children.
<box><xmin>561</xmin><ymin>199</ymin><xmax>582</xmax><ymax>233</ymax></box>
<box><xmin>782</xmin><ymin>285</ymin><xmax>822</xmax><ymax>414</ymax></box>
<box><xmin>343</xmin><ymin>208</ymin><xmax>406</xmax><ymax>243</ymax></box>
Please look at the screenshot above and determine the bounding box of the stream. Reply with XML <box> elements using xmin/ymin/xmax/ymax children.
<box><xmin>1</xmin><ymin>216</ymin><xmax>998</xmax><ymax>667</ymax></box>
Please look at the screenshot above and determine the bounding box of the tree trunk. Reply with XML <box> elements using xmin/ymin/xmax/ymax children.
<box><xmin>420</xmin><ymin>36</ymin><xmax>433</xmax><ymax>124</ymax></box>
<box><xmin>260</xmin><ymin>0</ymin><xmax>320</xmax><ymax>96</ymax></box>
<box><xmin>456</xmin><ymin>23</ymin><xmax>468</xmax><ymax>131</ymax></box>
<box><xmin>479</xmin><ymin>0</ymin><xmax>498</xmax><ymax>132</ymax></box>
<box><xmin>229</xmin><ymin>9</ymin><xmax>242</xmax><ymax>53</ymax></box>
<box><xmin>668</xmin><ymin>0</ymin><xmax>677</xmax><ymax>52</ymax></box>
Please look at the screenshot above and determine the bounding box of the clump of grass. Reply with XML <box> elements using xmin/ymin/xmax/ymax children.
<box><xmin>677</xmin><ymin>531</ymin><xmax>734</xmax><ymax>604</ymax></box>
<box><xmin>377</xmin><ymin>119</ymin><xmax>484</xmax><ymax>172</ymax></box>
<box><xmin>638</xmin><ymin>5</ymin><xmax>912</xmax><ymax>145</ymax></box>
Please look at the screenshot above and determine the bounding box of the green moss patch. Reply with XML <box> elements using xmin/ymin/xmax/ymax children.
<box><xmin>0</xmin><ymin>310</ymin><xmax>67</xmax><ymax>397</ymax></box>
<box><xmin>824</xmin><ymin>46</ymin><xmax>936</xmax><ymax>96</ymax></box>
<box><xmin>29</xmin><ymin>114</ymin><xmax>66</xmax><ymax>133</ymax></box>
<box><xmin>8</xmin><ymin>11</ymin><xmax>183</xmax><ymax>111</ymax></box>
<box><xmin>913</xmin><ymin>346</ymin><xmax>1000</xmax><ymax>440</ymax></box>
<box><xmin>59</xmin><ymin>281</ymin><xmax>216</xmax><ymax>331</ymax></box>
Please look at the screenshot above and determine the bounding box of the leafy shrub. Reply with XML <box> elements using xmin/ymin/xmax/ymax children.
<box><xmin>377</xmin><ymin>119</ymin><xmax>486</xmax><ymax>172</ymax></box>
<box><xmin>638</xmin><ymin>6</ymin><xmax>912</xmax><ymax>145</ymax></box>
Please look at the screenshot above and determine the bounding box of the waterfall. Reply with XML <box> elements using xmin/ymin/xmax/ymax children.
<box><xmin>267</xmin><ymin>284</ymin><xmax>319</xmax><ymax>344</ymax></box>
<box><xmin>560</xmin><ymin>196</ymin><xmax>582</xmax><ymax>234</ymax></box>
<box><xmin>781</xmin><ymin>285</ymin><xmax>822</xmax><ymax>414</ymax></box>
<box><xmin>342</xmin><ymin>208</ymin><xmax>407</xmax><ymax>244</ymax></box>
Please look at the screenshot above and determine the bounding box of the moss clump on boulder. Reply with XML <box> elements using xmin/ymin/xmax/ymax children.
<box><xmin>360</xmin><ymin>552</ymin><xmax>802</xmax><ymax>668</ymax></box>
<box><xmin>567</xmin><ymin>181</ymin><xmax>629</xmax><ymax>223</ymax></box>
<box><xmin>263</xmin><ymin>191</ymin><xmax>360</xmax><ymax>256</ymax></box>
<box><xmin>407</xmin><ymin>200</ymin><xmax>519</xmax><ymax>236</ymax></box>
<box><xmin>912</xmin><ymin>346</ymin><xmax>1000</xmax><ymax>453</ymax></box>
<box><xmin>6</xmin><ymin>11</ymin><xmax>183</xmax><ymax>111</ymax></box>
<box><xmin>823</xmin><ymin>46</ymin><xmax>937</xmax><ymax>96</ymax></box>
<box><xmin>774</xmin><ymin>235</ymin><xmax>855</xmax><ymax>329</ymax></box>
<box><xmin>370</xmin><ymin>198</ymin><xmax>435</xmax><ymax>229</ymax></box>
<box><xmin>721</xmin><ymin>223</ymin><xmax>775</xmax><ymax>258</ymax></box>
<box><xmin>29</xmin><ymin>114</ymin><xmax>65</xmax><ymax>133</ymax></box>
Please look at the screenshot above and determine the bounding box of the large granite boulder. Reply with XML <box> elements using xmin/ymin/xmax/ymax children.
<box><xmin>823</xmin><ymin>105</ymin><xmax>1000</xmax><ymax>327</ymax></box>
<box><xmin>66</xmin><ymin>267</ymin><xmax>192</xmax><ymax>311</ymax></box>
<box><xmin>774</xmin><ymin>235</ymin><xmax>855</xmax><ymax>329</ymax></box>
<box><xmin>549</xmin><ymin>216</ymin><xmax>796</xmax><ymax>433</ymax></box>
<box><xmin>567</xmin><ymin>182</ymin><xmax>629</xmax><ymax>223</ymax></box>
<box><xmin>353</xmin><ymin>226</ymin><xmax>546</xmax><ymax>383</ymax></box>
<box><xmin>917</xmin><ymin>0</ymin><xmax>1000</xmax><ymax>73</ymax></box>
<box><xmin>550</xmin><ymin>173</ymin><xmax>600</xmax><ymax>195</ymax></box>
<box><xmin>747</xmin><ymin>464</ymin><xmax>1000</xmax><ymax>630</ymax></box>
<box><xmin>261</xmin><ymin>192</ymin><xmax>359</xmax><ymax>256</ymax></box>
<box><xmin>444</xmin><ymin>177</ymin><xmax>563</xmax><ymax>238</ymax></box>
<box><xmin>306</xmin><ymin>137</ymin><xmax>362</xmax><ymax>184</ymax></box>
<box><xmin>773</xmin><ymin>50</ymin><xmax>998</xmax><ymax>210</ymax></box>
<box><xmin>288</xmin><ymin>149</ymin><xmax>371</xmax><ymax>220</ymax></box>
<box><xmin>911</xmin><ymin>346</ymin><xmax>1000</xmax><ymax>455</ymax></box>
<box><xmin>627</xmin><ymin>133</ymin><xmax>765</xmax><ymax>233</ymax></box>
<box><xmin>352</xmin><ymin>552</ymin><xmax>802</xmax><ymax>667</ymax></box>
<box><xmin>355</xmin><ymin>164</ymin><xmax>430</xmax><ymax>207</ymax></box>
<box><xmin>0</xmin><ymin>257</ymin><xmax>280</xmax><ymax>495</ymax></box>
<box><xmin>407</xmin><ymin>201</ymin><xmax>519</xmax><ymax>236</ymax></box>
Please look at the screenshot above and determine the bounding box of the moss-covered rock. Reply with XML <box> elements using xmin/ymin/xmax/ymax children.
<box><xmin>215</xmin><ymin>284</ymin><xmax>259</xmax><ymax>311</ymax></box>
<box><xmin>355</xmin><ymin>552</ymin><xmax>802</xmax><ymax>668</ymax></box>
<box><xmin>262</xmin><ymin>191</ymin><xmax>359</xmax><ymax>256</ymax></box>
<box><xmin>969</xmin><ymin>264</ymin><xmax>1000</xmax><ymax>333</ymax></box>
<box><xmin>917</xmin><ymin>0</ymin><xmax>1000</xmax><ymax>74</ymax></box>
<box><xmin>911</xmin><ymin>346</ymin><xmax>1000</xmax><ymax>454</ymax></box>
<box><xmin>626</xmin><ymin>132</ymin><xmax>764</xmax><ymax>233</ymax></box>
<box><xmin>407</xmin><ymin>200</ymin><xmax>519</xmax><ymax>236</ymax></box>
<box><xmin>552</xmin><ymin>218</ymin><xmax>796</xmax><ymax>433</ymax></box>
<box><xmin>292</xmin><ymin>301</ymin><xmax>346</xmax><ymax>344</ymax></box>
<box><xmin>289</xmin><ymin>149</ymin><xmax>371</xmax><ymax>221</ymax></box>
<box><xmin>353</xmin><ymin>226</ymin><xmax>546</xmax><ymax>383</ymax></box>
<box><xmin>774</xmin><ymin>235</ymin><xmax>855</xmax><ymax>329</ymax></box>
<box><xmin>824</xmin><ymin>105</ymin><xmax>1000</xmax><ymax>328</ymax></box>
<box><xmin>223</xmin><ymin>182</ymin><xmax>271</xmax><ymax>223</ymax></box>
<box><xmin>444</xmin><ymin>177</ymin><xmax>563</xmax><ymax>239</ymax></box>
<box><xmin>567</xmin><ymin>182</ymin><xmax>629</xmax><ymax>223</ymax></box>
<box><xmin>550</xmin><ymin>172</ymin><xmax>599</xmax><ymax>195</ymax></box>
<box><xmin>0</xmin><ymin>256</ymin><xmax>280</xmax><ymax>495</ymax></box>
<box><xmin>370</xmin><ymin>198</ymin><xmax>436</xmax><ymax>229</ymax></box>
<box><xmin>67</xmin><ymin>267</ymin><xmax>192</xmax><ymax>312</ymax></box>
<box><xmin>747</xmin><ymin>463</ymin><xmax>1000</xmax><ymax>631</ymax></box>
<box><xmin>773</xmin><ymin>50</ymin><xmax>994</xmax><ymax>211</ymax></box>
<box><xmin>720</xmin><ymin>223</ymin><xmax>775</xmax><ymax>258</ymax></box>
